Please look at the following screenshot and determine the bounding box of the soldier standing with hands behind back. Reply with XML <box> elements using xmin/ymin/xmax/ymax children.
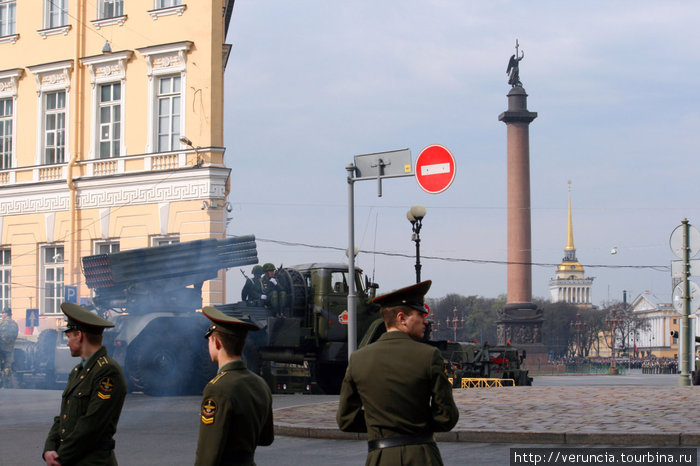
<box><xmin>336</xmin><ymin>280</ymin><xmax>459</xmax><ymax>466</ymax></box>
<box><xmin>43</xmin><ymin>303</ymin><xmax>126</xmax><ymax>466</ymax></box>
<box><xmin>195</xmin><ymin>306</ymin><xmax>274</xmax><ymax>466</ymax></box>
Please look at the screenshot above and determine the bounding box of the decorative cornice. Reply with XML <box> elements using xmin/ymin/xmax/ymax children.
<box><xmin>137</xmin><ymin>41</ymin><xmax>193</xmax><ymax>76</ymax></box>
<box><xmin>148</xmin><ymin>4</ymin><xmax>187</xmax><ymax>20</ymax></box>
<box><xmin>0</xmin><ymin>33</ymin><xmax>19</xmax><ymax>45</ymax></box>
<box><xmin>37</xmin><ymin>25</ymin><xmax>72</xmax><ymax>39</ymax></box>
<box><xmin>91</xmin><ymin>15</ymin><xmax>127</xmax><ymax>30</ymax></box>
<box><xmin>0</xmin><ymin>68</ymin><xmax>23</xmax><ymax>97</ymax></box>
<box><xmin>81</xmin><ymin>51</ymin><xmax>133</xmax><ymax>85</ymax></box>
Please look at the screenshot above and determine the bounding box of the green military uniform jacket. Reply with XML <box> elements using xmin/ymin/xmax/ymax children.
<box><xmin>0</xmin><ymin>317</ymin><xmax>18</xmax><ymax>353</ymax></box>
<box><xmin>44</xmin><ymin>346</ymin><xmax>126</xmax><ymax>466</ymax></box>
<box><xmin>337</xmin><ymin>331</ymin><xmax>459</xmax><ymax>466</ymax></box>
<box><xmin>195</xmin><ymin>359</ymin><xmax>274</xmax><ymax>466</ymax></box>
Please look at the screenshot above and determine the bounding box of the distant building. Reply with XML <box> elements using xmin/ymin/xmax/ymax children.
<box><xmin>628</xmin><ymin>291</ymin><xmax>679</xmax><ymax>359</ymax></box>
<box><xmin>549</xmin><ymin>183</ymin><xmax>593</xmax><ymax>308</ymax></box>
<box><xmin>0</xmin><ymin>1</ymin><xmax>235</xmax><ymax>333</ymax></box>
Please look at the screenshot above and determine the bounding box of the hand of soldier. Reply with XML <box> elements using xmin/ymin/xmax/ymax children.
<box><xmin>261</xmin><ymin>294</ymin><xmax>267</xmax><ymax>300</ymax></box>
<box><xmin>270</xmin><ymin>278</ymin><xmax>278</xmax><ymax>286</ymax></box>
<box><xmin>43</xmin><ymin>450</ymin><xmax>61</xmax><ymax>466</ymax></box>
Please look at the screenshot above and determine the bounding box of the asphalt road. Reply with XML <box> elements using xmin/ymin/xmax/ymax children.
<box><xmin>0</xmin><ymin>373</ymin><xmax>696</xmax><ymax>466</ymax></box>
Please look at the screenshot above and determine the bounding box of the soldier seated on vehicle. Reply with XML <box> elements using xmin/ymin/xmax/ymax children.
<box><xmin>260</xmin><ymin>263</ymin><xmax>281</xmax><ymax>312</ymax></box>
<box><xmin>241</xmin><ymin>265</ymin><xmax>264</xmax><ymax>302</ymax></box>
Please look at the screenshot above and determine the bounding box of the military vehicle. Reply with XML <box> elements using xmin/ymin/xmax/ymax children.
<box><xmin>10</xmin><ymin>329</ymin><xmax>74</xmax><ymax>389</ymax></box>
<box><xmin>80</xmin><ymin>236</ymin><xmax>259</xmax><ymax>396</ymax></box>
<box><xmin>359</xmin><ymin>318</ymin><xmax>532</xmax><ymax>387</ymax></box>
<box><xmin>217</xmin><ymin>262</ymin><xmax>380</xmax><ymax>394</ymax></box>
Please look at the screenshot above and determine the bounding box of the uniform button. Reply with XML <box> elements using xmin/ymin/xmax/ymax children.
<box><xmin>63</xmin><ymin>415</ymin><xmax>66</xmax><ymax>419</ymax></box>
<box><xmin>78</xmin><ymin>392</ymin><xmax>82</xmax><ymax>396</ymax></box>
<box><xmin>80</xmin><ymin>375</ymin><xmax>84</xmax><ymax>379</ymax></box>
<box><xmin>67</xmin><ymin>400</ymin><xmax>70</xmax><ymax>405</ymax></box>
<box><xmin>61</xmin><ymin>429</ymin><xmax>65</xmax><ymax>434</ymax></box>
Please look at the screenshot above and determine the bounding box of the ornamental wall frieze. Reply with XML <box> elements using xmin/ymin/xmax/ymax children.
<box><xmin>0</xmin><ymin>179</ymin><xmax>225</xmax><ymax>215</ymax></box>
<box><xmin>152</xmin><ymin>54</ymin><xmax>181</xmax><ymax>70</ymax></box>
<box><xmin>0</xmin><ymin>80</ymin><xmax>14</xmax><ymax>94</ymax></box>
<box><xmin>95</xmin><ymin>64</ymin><xmax>122</xmax><ymax>79</ymax></box>
<box><xmin>40</xmin><ymin>73</ymin><xmax>69</xmax><ymax>86</ymax></box>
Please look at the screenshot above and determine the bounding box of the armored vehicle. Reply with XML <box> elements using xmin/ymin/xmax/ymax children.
<box><xmin>218</xmin><ymin>263</ymin><xmax>380</xmax><ymax>394</ymax></box>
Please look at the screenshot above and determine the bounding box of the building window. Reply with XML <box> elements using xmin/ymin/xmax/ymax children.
<box><xmin>0</xmin><ymin>98</ymin><xmax>11</xmax><ymax>169</ymax></box>
<box><xmin>156</xmin><ymin>76</ymin><xmax>181</xmax><ymax>152</ymax></box>
<box><xmin>0</xmin><ymin>249</ymin><xmax>9</xmax><ymax>311</ymax></box>
<box><xmin>99</xmin><ymin>0</ymin><xmax>123</xmax><ymax>19</ymax></box>
<box><xmin>45</xmin><ymin>0</ymin><xmax>68</xmax><ymax>29</ymax></box>
<box><xmin>98</xmin><ymin>83</ymin><xmax>121</xmax><ymax>158</ymax></box>
<box><xmin>44</xmin><ymin>91</ymin><xmax>66</xmax><ymax>164</ymax></box>
<box><xmin>156</xmin><ymin>0</ymin><xmax>182</xmax><ymax>8</ymax></box>
<box><xmin>95</xmin><ymin>241</ymin><xmax>120</xmax><ymax>255</ymax></box>
<box><xmin>152</xmin><ymin>236</ymin><xmax>179</xmax><ymax>246</ymax></box>
<box><xmin>41</xmin><ymin>245</ymin><xmax>64</xmax><ymax>314</ymax></box>
<box><xmin>0</xmin><ymin>0</ymin><xmax>16</xmax><ymax>36</ymax></box>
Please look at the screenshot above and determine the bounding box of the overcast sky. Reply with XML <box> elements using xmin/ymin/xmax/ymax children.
<box><xmin>221</xmin><ymin>1</ymin><xmax>700</xmax><ymax>306</ymax></box>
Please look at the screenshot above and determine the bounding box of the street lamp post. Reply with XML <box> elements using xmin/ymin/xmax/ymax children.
<box><xmin>407</xmin><ymin>205</ymin><xmax>426</xmax><ymax>283</ymax></box>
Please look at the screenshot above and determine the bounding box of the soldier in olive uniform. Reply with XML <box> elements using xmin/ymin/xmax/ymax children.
<box><xmin>0</xmin><ymin>308</ymin><xmax>19</xmax><ymax>386</ymax></box>
<box><xmin>241</xmin><ymin>265</ymin><xmax>264</xmax><ymax>301</ymax></box>
<box><xmin>336</xmin><ymin>280</ymin><xmax>459</xmax><ymax>466</ymax></box>
<box><xmin>43</xmin><ymin>303</ymin><xmax>126</xmax><ymax>466</ymax></box>
<box><xmin>195</xmin><ymin>306</ymin><xmax>274</xmax><ymax>466</ymax></box>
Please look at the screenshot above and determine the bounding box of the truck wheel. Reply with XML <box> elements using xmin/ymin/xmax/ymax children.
<box><xmin>128</xmin><ymin>340</ymin><xmax>191</xmax><ymax>396</ymax></box>
<box><xmin>692</xmin><ymin>370</ymin><xmax>700</xmax><ymax>386</ymax></box>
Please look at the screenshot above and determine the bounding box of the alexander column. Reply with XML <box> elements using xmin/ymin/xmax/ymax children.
<box><xmin>497</xmin><ymin>41</ymin><xmax>546</xmax><ymax>363</ymax></box>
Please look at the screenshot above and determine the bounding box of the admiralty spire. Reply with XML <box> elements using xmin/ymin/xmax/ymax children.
<box><xmin>549</xmin><ymin>182</ymin><xmax>594</xmax><ymax>308</ymax></box>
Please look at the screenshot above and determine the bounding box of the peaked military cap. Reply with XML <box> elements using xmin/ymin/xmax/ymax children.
<box><xmin>61</xmin><ymin>302</ymin><xmax>114</xmax><ymax>334</ymax></box>
<box><xmin>202</xmin><ymin>306</ymin><xmax>260</xmax><ymax>339</ymax></box>
<box><xmin>372</xmin><ymin>280</ymin><xmax>432</xmax><ymax>313</ymax></box>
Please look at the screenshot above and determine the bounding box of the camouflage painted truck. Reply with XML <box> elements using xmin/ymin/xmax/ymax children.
<box><xmin>217</xmin><ymin>263</ymin><xmax>380</xmax><ymax>394</ymax></box>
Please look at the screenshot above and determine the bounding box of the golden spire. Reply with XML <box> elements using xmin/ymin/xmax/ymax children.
<box><xmin>565</xmin><ymin>181</ymin><xmax>575</xmax><ymax>251</ymax></box>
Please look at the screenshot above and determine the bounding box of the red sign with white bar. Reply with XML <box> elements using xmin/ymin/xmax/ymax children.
<box><xmin>415</xmin><ymin>145</ymin><xmax>456</xmax><ymax>194</ymax></box>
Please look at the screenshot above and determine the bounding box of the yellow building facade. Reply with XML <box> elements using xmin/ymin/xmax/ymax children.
<box><xmin>0</xmin><ymin>0</ymin><xmax>234</xmax><ymax>333</ymax></box>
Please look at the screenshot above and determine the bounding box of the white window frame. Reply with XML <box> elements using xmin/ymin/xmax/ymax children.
<box><xmin>82</xmin><ymin>51</ymin><xmax>131</xmax><ymax>161</ymax></box>
<box><xmin>0</xmin><ymin>248</ymin><xmax>10</xmax><ymax>311</ymax></box>
<box><xmin>0</xmin><ymin>97</ymin><xmax>13</xmax><ymax>170</ymax></box>
<box><xmin>97</xmin><ymin>82</ymin><xmax>121</xmax><ymax>158</ymax></box>
<box><xmin>0</xmin><ymin>69</ymin><xmax>21</xmax><ymax>176</ymax></box>
<box><xmin>40</xmin><ymin>244</ymin><xmax>64</xmax><ymax>315</ymax></box>
<box><xmin>94</xmin><ymin>240</ymin><xmax>120</xmax><ymax>255</ymax></box>
<box><xmin>137</xmin><ymin>42</ymin><xmax>191</xmax><ymax>154</ymax></box>
<box><xmin>155</xmin><ymin>75</ymin><xmax>181</xmax><ymax>152</ymax></box>
<box><xmin>98</xmin><ymin>0</ymin><xmax>124</xmax><ymax>20</ymax></box>
<box><xmin>28</xmin><ymin>61</ymin><xmax>72</xmax><ymax>166</ymax></box>
<box><xmin>151</xmin><ymin>235</ymin><xmax>179</xmax><ymax>246</ymax></box>
<box><xmin>0</xmin><ymin>0</ymin><xmax>16</xmax><ymax>37</ymax></box>
<box><xmin>44</xmin><ymin>0</ymin><xmax>68</xmax><ymax>29</ymax></box>
<box><xmin>149</xmin><ymin>0</ymin><xmax>185</xmax><ymax>20</ymax></box>
<box><xmin>43</xmin><ymin>90</ymin><xmax>67</xmax><ymax>164</ymax></box>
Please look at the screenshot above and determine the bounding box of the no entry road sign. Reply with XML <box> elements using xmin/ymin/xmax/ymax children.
<box><xmin>415</xmin><ymin>145</ymin><xmax>455</xmax><ymax>194</ymax></box>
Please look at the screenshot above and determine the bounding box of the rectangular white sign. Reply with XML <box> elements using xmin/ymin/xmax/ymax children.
<box><xmin>421</xmin><ymin>163</ymin><xmax>450</xmax><ymax>176</ymax></box>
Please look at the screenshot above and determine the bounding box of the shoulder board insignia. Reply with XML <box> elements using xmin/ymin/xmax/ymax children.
<box><xmin>209</xmin><ymin>371</ymin><xmax>227</xmax><ymax>385</ymax></box>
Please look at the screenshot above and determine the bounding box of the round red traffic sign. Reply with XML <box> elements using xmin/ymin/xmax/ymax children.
<box><xmin>415</xmin><ymin>145</ymin><xmax>456</xmax><ymax>194</ymax></box>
